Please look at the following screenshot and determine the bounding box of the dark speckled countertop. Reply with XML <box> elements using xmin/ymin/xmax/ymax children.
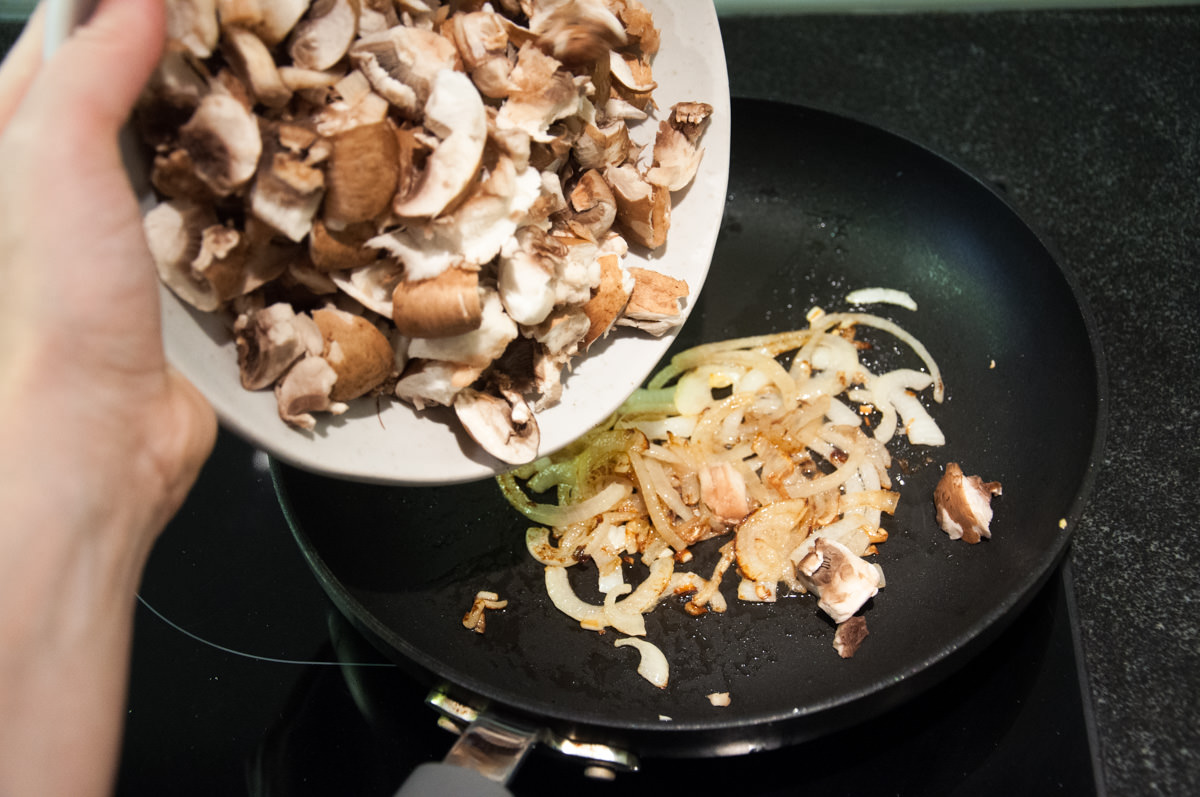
<box><xmin>718</xmin><ymin>7</ymin><xmax>1199</xmax><ymax>795</ymax></box>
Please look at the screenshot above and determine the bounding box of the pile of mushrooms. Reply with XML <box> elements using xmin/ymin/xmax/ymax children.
<box><xmin>139</xmin><ymin>0</ymin><xmax>712</xmax><ymax>463</ymax></box>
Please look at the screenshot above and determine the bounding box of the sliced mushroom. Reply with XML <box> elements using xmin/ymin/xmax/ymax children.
<box><xmin>391</xmin><ymin>267</ymin><xmax>483</xmax><ymax>338</ymax></box>
<box><xmin>356</xmin><ymin>0</ymin><xmax>400</xmax><ymax>35</ymax></box>
<box><xmin>379</xmin><ymin>154</ymin><xmax>542</xmax><ymax>280</ymax></box>
<box><xmin>350</xmin><ymin>26</ymin><xmax>460</xmax><ymax>119</ymax></box>
<box><xmin>394</xmin><ymin>359</ymin><xmax>484</xmax><ymax>410</ymax></box>
<box><xmin>616</xmin><ymin>266</ymin><xmax>689</xmax><ymax>335</ymax></box>
<box><xmin>700</xmin><ymin>462</ymin><xmax>751</xmax><ymax>524</ymax></box>
<box><xmin>177</xmin><ymin>91</ymin><xmax>262</xmax><ymax>197</ymax></box>
<box><xmin>566</xmin><ymin>168</ymin><xmax>617</xmax><ymax>241</ymax></box>
<box><xmin>551</xmin><ymin>235</ymin><xmax>602</xmax><ymax>305</ymax></box>
<box><xmin>529</xmin><ymin>0</ymin><xmax>626</xmax><ymax>65</ymax></box>
<box><xmin>150</xmin><ymin>148</ymin><xmax>217</xmax><ymax>202</ymax></box>
<box><xmin>645</xmin><ymin>119</ymin><xmax>705</xmax><ymax>192</ymax></box>
<box><xmin>498</xmin><ymin>226</ymin><xmax>562</xmax><ymax>326</ymax></box>
<box><xmin>581</xmin><ymin>253</ymin><xmax>631</xmax><ymax>348</ymax></box>
<box><xmin>274</xmin><ymin>354</ymin><xmax>349</xmax><ymax>430</ymax></box>
<box><xmin>249</xmin><ymin>122</ymin><xmax>328</xmax><ymax>242</ymax></box>
<box><xmin>407</xmin><ymin>289</ymin><xmax>519</xmax><ymax>369</ymax></box>
<box><xmin>454</xmin><ymin>387</ymin><xmax>540</xmax><ymax>465</ymax></box>
<box><xmin>234</xmin><ymin>302</ymin><xmax>323</xmax><ymax>390</ymax></box>
<box><xmin>605</xmin><ymin>162</ymin><xmax>670</xmax><ymax>249</ymax></box>
<box><xmin>143</xmin><ymin>198</ymin><xmax>222</xmax><ymax>311</ymax></box>
<box><xmin>312</xmin><ymin>307</ymin><xmax>396</xmax><ymax>401</ymax></box>
<box><xmin>289</xmin><ymin>0</ymin><xmax>360</xmax><ymax>72</ymax></box>
<box><xmin>217</xmin><ymin>0</ymin><xmax>310</xmax><ymax>47</ymax></box>
<box><xmin>329</xmin><ymin>259</ymin><xmax>404</xmax><ymax>316</ymax></box>
<box><xmin>494</xmin><ymin>43</ymin><xmax>582</xmax><ymax>142</ymax></box>
<box><xmin>449</xmin><ymin>9</ymin><xmax>514</xmax><ymax>99</ymax></box>
<box><xmin>608</xmin><ymin>51</ymin><xmax>655</xmax><ymax>110</ymax></box>
<box><xmin>667</xmin><ymin>100</ymin><xmax>714</xmax><ymax>144</ymax></box>
<box><xmin>308</xmin><ymin>219</ymin><xmax>378</xmax><ymax>271</ymax></box>
<box><xmin>573</xmin><ymin>119</ymin><xmax>630</xmax><ymax>171</ymax></box>
<box><xmin>311</xmin><ymin>71</ymin><xmax>391</xmax><ymax>136</ymax></box>
<box><xmin>324</xmin><ymin>120</ymin><xmax>400</xmax><ymax>227</ymax></box>
<box><xmin>167</xmin><ymin>0</ymin><xmax>219</xmax><ymax>58</ymax></box>
<box><xmin>196</xmin><ymin>218</ymin><xmax>293</xmax><ymax>303</ymax></box>
<box><xmin>532</xmin><ymin>307</ymin><xmax>590</xmax><ymax>358</ymax></box>
<box><xmin>794</xmin><ymin>538</ymin><xmax>883</xmax><ymax>624</ymax></box>
<box><xmin>833</xmin><ymin>615</ymin><xmax>869</xmax><ymax>659</ymax></box>
<box><xmin>220</xmin><ymin>25</ymin><xmax>293</xmax><ymax>109</ymax></box>
<box><xmin>933</xmin><ymin>462</ymin><xmax>1003</xmax><ymax>544</ymax></box>
<box><xmin>391</xmin><ymin>69</ymin><xmax>488</xmax><ymax>220</ymax></box>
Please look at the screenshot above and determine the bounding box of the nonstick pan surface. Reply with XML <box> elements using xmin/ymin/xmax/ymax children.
<box><xmin>272</xmin><ymin>98</ymin><xmax>1106</xmax><ymax>757</ymax></box>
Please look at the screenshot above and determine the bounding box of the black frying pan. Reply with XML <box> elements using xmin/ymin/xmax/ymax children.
<box><xmin>272</xmin><ymin>98</ymin><xmax>1105</xmax><ymax>762</ymax></box>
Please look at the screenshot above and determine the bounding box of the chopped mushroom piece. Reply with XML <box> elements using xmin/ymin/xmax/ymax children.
<box><xmin>454</xmin><ymin>388</ymin><xmax>540</xmax><ymax>465</ymax></box>
<box><xmin>167</xmin><ymin>0</ymin><xmax>219</xmax><ymax>58</ymax></box>
<box><xmin>392</xmin><ymin>267</ymin><xmax>483</xmax><ymax>339</ymax></box>
<box><xmin>176</xmin><ymin>92</ymin><xmax>262</xmax><ymax>197</ymax></box>
<box><xmin>394</xmin><ymin>359</ymin><xmax>482</xmax><ymax>410</ymax></box>
<box><xmin>312</xmin><ymin>307</ymin><xmax>396</xmax><ymax>401</ymax></box>
<box><xmin>934</xmin><ymin>462</ymin><xmax>1003</xmax><ymax>544</ymax></box>
<box><xmin>220</xmin><ymin>25</ymin><xmax>293</xmax><ymax>109</ymax></box>
<box><xmin>391</xmin><ymin>69</ymin><xmax>488</xmax><ymax>219</ymax></box>
<box><xmin>274</xmin><ymin>355</ymin><xmax>349</xmax><ymax>430</ymax></box>
<box><xmin>350</xmin><ymin>26</ymin><xmax>459</xmax><ymax>119</ymax></box>
<box><xmin>605</xmin><ymin>163</ymin><xmax>670</xmax><ymax>249</ymax></box>
<box><xmin>235</xmin><ymin>302</ymin><xmax>322</xmax><ymax>390</ymax></box>
<box><xmin>617</xmin><ymin>266</ymin><xmax>689</xmax><ymax>335</ymax></box>
<box><xmin>580</xmin><ymin>253</ymin><xmax>632</xmax><ymax>347</ymax></box>
<box><xmin>289</xmin><ymin>0</ymin><xmax>360</xmax><ymax>71</ymax></box>
<box><xmin>833</xmin><ymin>615</ymin><xmax>869</xmax><ymax>659</ymax></box>
<box><xmin>794</xmin><ymin>538</ymin><xmax>883</xmax><ymax>624</ymax></box>
<box><xmin>324</xmin><ymin>121</ymin><xmax>400</xmax><ymax>227</ymax></box>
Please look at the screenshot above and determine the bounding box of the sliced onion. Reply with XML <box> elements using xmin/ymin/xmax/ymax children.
<box><xmin>604</xmin><ymin>584</ymin><xmax>646</xmax><ymax>636</ymax></box>
<box><xmin>845</xmin><ymin>287</ymin><xmax>918</xmax><ymax>311</ymax></box>
<box><xmin>544</xmin><ymin>566</ymin><xmax>607</xmax><ymax>631</ymax></box>
<box><xmin>507</xmin><ymin>480</ymin><xmax>630</xmax><ymax>527</ymax></box>
<box><xmin>613</xmin><ymin>638</ymin><xmax>669</xmax><ymax>688</ymax></box>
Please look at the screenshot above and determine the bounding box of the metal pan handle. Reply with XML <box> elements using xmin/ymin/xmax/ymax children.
<box><xmin>392</xmin><ymin>713</ymin><xmax>535</xmax><ymax>797</ymax></box>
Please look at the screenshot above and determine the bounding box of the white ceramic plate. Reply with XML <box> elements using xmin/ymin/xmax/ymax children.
<box><xmin>152</xmin><ymin>0</ymin><xmax>731</xmax><ymax>485</ymax></box>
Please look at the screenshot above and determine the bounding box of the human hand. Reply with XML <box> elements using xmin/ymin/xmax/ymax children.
<box><xmin>0</xmin><ymin>1</ymin><xmax>216</xmax><ymax>794</ymax></box>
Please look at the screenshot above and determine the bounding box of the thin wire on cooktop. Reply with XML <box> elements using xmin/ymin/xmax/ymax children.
<box><xmin>135</xmin><ymin>594</ymin><xmax>396</xmax><ymax>668</ymax></box>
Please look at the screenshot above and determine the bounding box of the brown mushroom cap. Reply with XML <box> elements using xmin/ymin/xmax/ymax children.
<box><xmin>617</xmin><ymin>266</ymin><xmax>689</xmax><ymax>334</ymax></box>
<box><xmin>312</xmin><ymin>307</ymin><xmax>396</xmax><ymax>401</ymax></box>
<box><xmin>581</xmin><ymin>253</ymin><xmax>631</xmax><ymax>348</ymax></box>
<box><xmin>392</xmin><ymin>267</ymin><xmax>484</xmax><ymax>338</ymax></box>
<box><xmin>308</xmin><ymin>219</ymin><xmax>378</xmax><ymax>271</ymax></box>
<box><xmin>324</xmin><ymin>120</ymin><xmax>400</xmax><ymax>227</ymax></box>
<box><xmin>605</xmin><ymin>163</ymin><xmax>670</xmax><ymax>249</ymax></box>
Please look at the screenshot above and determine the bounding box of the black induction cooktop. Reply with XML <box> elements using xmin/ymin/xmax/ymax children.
<box><xmin>117</xmin><ymin>430</ymin><xmax>1104</xmax><ymax>796</ymax></box>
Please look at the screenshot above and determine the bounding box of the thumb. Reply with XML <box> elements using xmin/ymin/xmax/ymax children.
<box><xmin>32</xmin><ymin>0</ymin><xmax>166</xmax><ymax>137</ymax></box>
